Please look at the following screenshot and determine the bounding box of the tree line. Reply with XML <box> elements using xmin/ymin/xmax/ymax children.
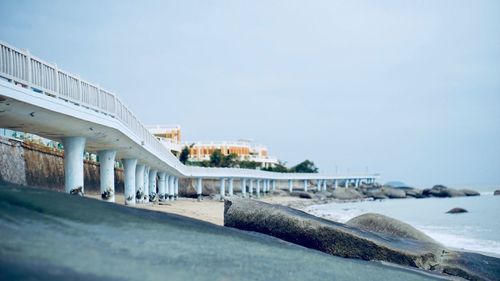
<box><xmin>178</xmin><ymin>147</ymin><xmax>318</xmax><ymax>173</ymax></box>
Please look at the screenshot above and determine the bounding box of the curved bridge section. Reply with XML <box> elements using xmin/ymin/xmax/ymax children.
<box><xmin>0</xmin><ymin>41</ymin><xmax>379</xmax><ymax>205</ymax></box>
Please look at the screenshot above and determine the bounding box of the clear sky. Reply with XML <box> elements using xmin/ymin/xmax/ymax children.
<box><xmin>1</xmin><ymin>0</ymin><xmax>499</xmax><ymax>187</ymax></box>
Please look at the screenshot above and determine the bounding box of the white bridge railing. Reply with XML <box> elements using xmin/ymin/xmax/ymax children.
<box><xmin>0</xmin><ymin>41</ymin><xmax>378</xmax><ymax>181</ymax></box>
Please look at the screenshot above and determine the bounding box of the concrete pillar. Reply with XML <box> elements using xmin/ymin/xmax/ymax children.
<box><xmin>220</xmin><ymin>178</ymin><xmax>226</xmax><ymax>200</ymax></box>
<box><xmin>304</xmin><ymin>179</ymin><xmax>308</xmax><ymax>192</ymax></box>
<box><xmin>316</xmin><ymin>180</ymin><xmax>322</xmax><ymax>191</ymax></box>
<box><xmin>288</xmin><ymin>179</ymin><xmax>293</xmax><ymax>192</ymax></box>
<box><xmin>123</xmin><ymin>158</ymin><xmax>137</xmax><ymax>206</ymax></box>
<box><xmin>355</xmin><ymin>179</ymin><xmax>359</xmax><ymax>188</ymax></box>
<box><xmin>97</xmin><ymin>149</ymin><xmax>116</xmax><ymax>202</ymax></box>
<box><xmin>149</xmin><ymin>169</ymin><xmax>157</xmax><ymax>201</ymax></box>
<box><xmin>135</xmin><ymin>164</ymin><xmax>145</xmax><ymax>203</ymax></box>
<box><xmin>272</xmin><ymin>180</ymin><xmax>276</xmax><ymax>192</ymax></box>
<box><xmin>61</xmin><ymin>136</ymin><xmax>86</xmax><ymax>195</ymax></box>
<box><xmin>334</xmin><ymin>179</ymin><xmax>338</xmax><ymax>189</ymax></box>
<box><xmin>249</xmin><ymin>179</ymin><xmax>254</xmax><ymax>196</ymax></box>
<box><xmin>158</xmin><ymin>172</ymin><xmax>167</xmax><ymax>201</ymax></box>
<box><xmin>322</xmin><ymin>179</ymin><xmax>327</xmax><ymax>191</ymax></box>
<box><xmin>196</xmin><ymin>178</ymin><xmax>203</xmax><ymax>201</ymax></box>
<box><xmin>241</xmin><ymin>178</ymin><xmax>247</xmax><ymax>197</ymax></box>
<box><xmin>174</xmin><ymin>177</ymin><xmax>179</xmax><ymax>200</ymax></box>
<box><xmin>345</xmin><ymin>179</ymin><xmax>349</xmax><ymax>188</ymax></box>
<box><xmin>165</xmin><ymin>175</ymin><xmax>170</xmax><ymax>201</ymax></box>
<box><xmin>228</xmin><ymin>178</ymin><xmax>234</xmax><ymax>196</ymax></box>
<box><xmin>256</xmin><ymin>180</ymin><xmax>261</xmax><ymax>198</ymax></box>
<box><xmin>143</xmin><ymin>166</ymin><xmax>150</xmax><ymax>203</ymax></box>
<box><xmin>168</xmin><ymin>175</ymin><xmax>175</xmax><ymax>201</ymax></box>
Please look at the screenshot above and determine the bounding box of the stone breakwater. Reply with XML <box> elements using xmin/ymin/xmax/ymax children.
<box><xmin>0</xmin><ymin>136</ymin><xmax>124</xmax><ymax>193</ymax></box>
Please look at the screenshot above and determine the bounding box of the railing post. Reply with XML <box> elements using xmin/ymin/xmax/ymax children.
<box><xmin>54</xmin><ymin>64</ymin><xmax>59</xmax><ymax>94</ymax></box>
<box><xmin>26</xmin><ymin>50</ymin><xmax>32</xmax><ymax>85</ymax></box>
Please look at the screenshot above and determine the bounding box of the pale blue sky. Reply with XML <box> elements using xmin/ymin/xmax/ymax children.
<box><xmin>1</xmin><ymin>0</ymin><xmax>499</xmax><ymax>187</ymax></box>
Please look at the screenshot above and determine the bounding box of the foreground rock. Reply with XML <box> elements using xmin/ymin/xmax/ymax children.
<box><xmin>224</xmin><ymin>198</ymin><xmax>500</xmax><ymax>281</ymax></box>
<box><xmin>446</xmin><ymin>208</ymin><xmax>468</xmax><ymax>214</ymax></box>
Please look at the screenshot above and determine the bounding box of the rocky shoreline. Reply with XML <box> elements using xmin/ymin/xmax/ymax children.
<box><xmin>268</xmin><ymin>184</ymin><xmax>482</xmax><ymax>209</ymax></box>
<box><xmin>224</xmin><ymin>197</ymin><xmax>500</xmax><ymax>281</ymax></box>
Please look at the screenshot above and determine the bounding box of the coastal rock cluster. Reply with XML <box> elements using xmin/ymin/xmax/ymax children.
<box><xmin>289</xmin><ymin>184</ymin><xmax>480</xmax><ymax>202</ymax></box>
<box><xmin>224</xmin><ymin>198</ymin><xmax>500</xmax><ymax>281</ymax></box>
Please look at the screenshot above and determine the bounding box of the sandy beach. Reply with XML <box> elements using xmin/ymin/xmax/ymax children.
<box><xmin>86</xmin><ymin>193</ymin><xmax>309</xmax><ymax>225</ymax></box>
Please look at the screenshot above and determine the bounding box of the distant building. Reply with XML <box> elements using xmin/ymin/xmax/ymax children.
<box><xmin>147</xmin><ymin>126</ymin><xmax>279</xmax><ymax>168</ymax></box>
<box><xmin>187</xmin><ymin>140</ymin><xmax>279</xmax><ymax>169</ymax></box>
<box><xmin>146</xmin><ymin>125</ymin><xmax>183</xmax><ymax>154</ymax></box>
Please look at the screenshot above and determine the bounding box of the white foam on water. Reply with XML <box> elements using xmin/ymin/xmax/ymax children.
<box><xmin>417</xmin><ymin>225</ymin><xmax>500</xmax><ymax>256</ymax></box>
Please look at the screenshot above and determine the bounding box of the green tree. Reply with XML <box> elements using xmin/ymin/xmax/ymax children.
<box><xmin>262</xmin><ymin>161</ymin><xmax>289</xmax><ymax>173</ymax></box>
<box><xmin>222</xmin><ymin>153</ymin><xmax>238</xmax><ymax>168</ymax></box>
<box><xmin>290</xmin><ymin>160</ymin><xmax>318</xmax><ymax>173</ymax></box>
<box><xmin>179</xmin><ymin>146</ymin><xmax>190</xmax><ymax>164</ymax></box>
<box><xmin>239</xmin><ymin>160</ymin><xmax>258</xmax><ymax>169</ymax></box>
<box><xmin>210</xmin><ymin>149</ymin><xmax>223</xmax><ymax>167</ymax></box>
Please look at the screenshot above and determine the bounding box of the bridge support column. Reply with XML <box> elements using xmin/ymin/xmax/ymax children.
<box><xmin>304</xmin><ymin>179</ymin><xmax>308</xmax><ymax>192</ymax></box>
<box><xmin>249</xmin><ymin>179</ymin><xmax>254</xmax><ymax>197</ymax></box>
<box><xmin>316</xmin><ymin>180</ymin><xmax>322</xmax><ymax>192</ymax></box>
<box><xmin>196</xmin><ymin>178</ymin><xmax>203</xmax><ymax>201</ymax></box>
<box><xmin>256</xmin><ymin>180</ymin><xmax>261</xmax><ymax>198</ymax></box>
<box><xmin>62</xmin><ymin>136</ymin><xmax>86</xmax><ymax>195</ymax></box>
<box><xmin>220</xmin><ymin>178</ymin><xmax>226</xmax><ymax>200</ymax></box>
<box><xmin>123</xmin><ymin>158</ymin><xmax>137</xmax><ymax>206</ymax></box>
<box><xmin>355</xmin><ymin>179</ymin><xmax>359</xmax><ymax>188</ymax></box>
<box><xmin>135</xmin><ymin>164</ymin><xmax>145</xmax><ymax>203</ymax></box>
<box><xmin>345</xmin><ymin>179</ymin><xmax>349</xmax><ymax>188</ymax></box>
<box><xmin>158</xmin><ymin>172</ymin><xmax>167</xmax><ymax>201</ymax></box>
<box><xmin>174</xmin><ymin>177</ymin><xmax>179</xmax><ymax>200</ymax></box>
<box><xmin>228</xmin><ymin>178</ymin><xmax>234</xmax><ymax>196</ymax></box>
<box><xmin>143</xmin><ymin>166</ymin><xmax>150</xmax><ymax>203</ymax></box>
<box><xmin>97</xmin><ymin>149</ymin><xmax>116</xmax><ymax>202</ymax></box>
<box><xmin>241</xmin><ymin>178</ymin><xmax>247</xmax><ymax>197</ymax></box>
<box><xmin>272</xmin><ymin>180</ymin><xmax>276</xmax><ymax>192</ymax></box>
<box><xmin>334</xmin><ymin>179</ymin><xmax>338</xmax><ymax>189</ymax></box>
<box><xmin>168</xmin><ymin>175</ymin><xmax>175</xmax><ymax>201</ymax></box>
<box><xmin>323</xmin><ymin>179</ymin><xmax>327</xmax><ymax>191</ymax></box>
<box><xmin>149</xmin><ymin>169</ymin><xmax>157</xmax><ymax>202</ymax></box>
<box><xmin>288</xmin><ymin>179</ymin><xmax>293</xmax><ymax>192</ymax></box>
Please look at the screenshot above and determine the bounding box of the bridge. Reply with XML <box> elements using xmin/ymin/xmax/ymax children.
<box><xmin>0</xmin><ymin>41</ymin><xmax>379</xmax><ymax>205</ymax></box>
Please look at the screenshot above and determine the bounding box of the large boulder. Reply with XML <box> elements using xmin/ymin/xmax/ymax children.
<box><xmin>446</xmin><ymin>208</ymin><xmax>468</xmax><ymax>214</ymax></box>
<box><xmin>224</xmin><ymin>198</ymin><xmax>500</xmax><ymax>281</ymax></box>
<box><xmin>461</xmin><ymin>189</ymin><xmax>480</xmax><ymax>196</ymax></box>
<box><xmin>346</xmin><ymin>213</ymin><xmax>437</xmax><ymax>244</ymax></box>
<box><xmin>405</xmin><ymin>188</ymin><xmax>425</xmax><ymax>198</ymax></box>
<box><xmin>363</xmin><ymin>188</ymin><xmax>387</xmax><ymax>200</ymax></box>
<box><xmin>331</xmin><ymin>188</ymin><xmax>364</xmax><ymax>200</ymax></box>
<box><xmin>289</xmin><ymin>191</ymin><xmax>312</xmax><ymax>199</ymax></box>
<box><xmin>382</xmin><ymin>187</ymin><xmax>406</xmax><ymax>199</ymax></box>
<box><xmin>423</xmin><ymin>185</ymin><xmax>465</xmax><ymax>198</ymax></box>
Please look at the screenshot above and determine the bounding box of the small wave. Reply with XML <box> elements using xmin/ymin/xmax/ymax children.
<box><xmin>417</xmin><ymin>225</ymin><xmax>500</xmax><ymax>256</ymax></box>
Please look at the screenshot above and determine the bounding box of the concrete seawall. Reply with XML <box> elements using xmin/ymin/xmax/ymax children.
<box><xmin>0</xmin><ymin>136</ymin><xmax>124</xmax><ymax>193</ymax></box>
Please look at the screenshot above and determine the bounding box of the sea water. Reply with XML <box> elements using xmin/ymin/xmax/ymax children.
<box><xmin>305</xmin><ymin>185</ymin><xmax>500</xmax><ymax>257</ymax></box>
